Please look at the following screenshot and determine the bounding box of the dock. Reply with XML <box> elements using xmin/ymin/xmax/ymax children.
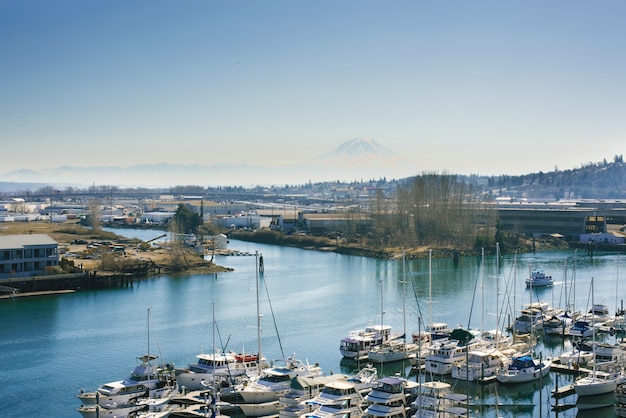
<box><xmin>550</xmin><ymin>360</ymin><xmax>590</xmax><ymax>376</ymax></box>
<box><xmin>0</xmin><ymin>289</ymin><xmax>75</xmax><ymax>299</ymax></box>
<box><xmin>170</xmin><ymin>389</ymin><xmax>241</xmax><ymax>417</ymax></box>
<box><xmin>551</xmin><ymin>383</ymin><xmax>575</xmax><ymax>399</ymax></box>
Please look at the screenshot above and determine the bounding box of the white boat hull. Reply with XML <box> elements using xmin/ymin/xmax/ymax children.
<box><xmin>496</xmin><ymin>359</ymin><xmax>551</xmax><ymax>384</ymax></box>
<box><xmin>237</xmin><ymin>400</ymin><xmax>279</xmax><ymax>416</ymax></box>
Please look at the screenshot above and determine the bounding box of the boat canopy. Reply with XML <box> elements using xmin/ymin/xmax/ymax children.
<box><xmin>450</xmin><ymin>329</ymin><xmax>474</xmax><ymax>344</ymax></box>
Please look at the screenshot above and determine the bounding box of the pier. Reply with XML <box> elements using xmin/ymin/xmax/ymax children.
<box><xmin>0</xmin><ymin>267</ymin><xmax>156</xmax><ymax>297</ymax></box>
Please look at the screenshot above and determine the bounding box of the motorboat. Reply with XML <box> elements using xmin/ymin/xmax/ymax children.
<box><xmin>558</xmin><ymin>341</ymin><xmax>594</xmax><ymax>367</ymax></box>
<box><xmin>411</xmin><ymin>381</ymin><xmax>469</xmax><ymax>417</ymax></box>
<box><xmin>451</xmin><ymin>348</ymin><xmax>515</xmax><ymax>383</ymax></box>
<box><xmin>235</xmin><ymin>354</ymin><xmax>325</xmax><ymax>404</ymax></box>
<box><xmin>279</xmin><ymin>374</ymin><xmax>353</xmax><ymax>418</ymax></box>
<box><xmin>512</xmin><ymin>307</ymin><xmax>544</xmax><ymax>334</ymax></box>
<box><xmin>412</xmin><ymin>322</ymin><xmax>452</xmax><ymax>344</ymax></box>
<box><xmin>569</xmin><ymin>320</ymin><xmax>595</xmax><ymax>338</ymax></box>
<box><xmin>177</xmin><ymin>349</ymin><xmax>264</xmax><ymax>391</ymax></box>
<box><xmin>76</xmin><ymin>389</ymin><xmax>98</xmax><ymax>405</ymax></box>
<box><xmin>424</xmin><ymin>328</ymin><xmax>486</xmax><ymax>375</ymax></box>
<box><xmin>543</xmin><ymin>312</ymin><xmax>574</xmax><ymax>336</ymax></box>
<box><xmin>363</xmin><ymin>376</ymin><xmax>419</xmax><ymax>418</ymax></box>
<box><xmin>340</xmin><ymin>324</ymin><xmax>402</xmax><ymax>360</ymax></box>
<box><xmin>76</xmin><ymin>403</ymin><xmax>146</xmax><ymax>418</ymax></box>
<box><xmin>367</xmin><ymin>339</ymin><xmax>419</xmax><ymax>364</ymax></box>
<box><xmin>495</xmin><ymin>355</ymin><xmax>551</xmax><ymax>384</ymax></box>
<box><xmin>525</xmin><ymin>267</ymin><xmax>553</xmax><ymax>288</ymax></box>
<box><xmin>95</xmin><ymin>354</ymin><xmax>177</xmax><ymax>408</ymax></box>
<box><xmin>134</xmin><ymin>378</ymin><xmax>179</xmax><ymax>418</ymax></box>
<box><xmin>303</xmin><ymin>380</ymin><xmax>369</xmax><ymax>418</ymax></box>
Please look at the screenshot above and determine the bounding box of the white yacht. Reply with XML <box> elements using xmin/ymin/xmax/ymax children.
<box><xmin>279</xmin><ymin>374</ymin><xmax>352</xmax><ymax>418</ymax></box>
<box><xmin>177</xmin><ymin>350</ymin><xmax>264</xmax><ymax>391</ymax></box>
<box><xmin>303</xmin><ymin>380</ymin><xmax>368</xmax><ymax>418</ymax></box>
<box><xmin>411</xmin><ymin>381</ymin><xmax>469</xmax><ymax>417</ymax></box>
<box><xmin>451</xmin><ymin>348</ymin><xmax>515</xmax><ymax>383</ymax></box>
<box><xmin>363</xmin><ymin>376</ymin><xmax>419</xmax><ymax>418</ymax></box>
<box><xmin>525</xmin><ymin>267</ymin><xmax>554</xmax><ymax>287</ymax></box>
<box><xmin>235</xmin><ymin>354</ymin><xmax>325</xmax><ymax>405</ymax></box>
<box><xmin>543</xmin><ymin>312</ymin><xmax>574</xmax><ymax>335</ymax></box>
<box><xmin>424</xmin><ymin>328</ymin><xmax>485</xmax><ymax>376</ymax></box>
<box><xmin>340</xmin><ymin>324</ymin><xmax>402</xmax><ymax>360</ymax></box>
<box><xmin>367</xmin><ymin>339</ymin><xmax>420</xmax><ymax>364</ymax></box>
<box><xmin>568</xmin><ymin>320</ymin><xmax>595</xmax><ymax>338</ymax></box>
<box><xmin>512</xmin><ymin>307</ymin><xmax>544</xmax><ymax>334</ymax></box>
<box><xmin>95</xmin><ymin>354</ymin><xmax>176</xmax><ymax>408</ymax></box>
<box><xmin>76</xmin><ymin>403</ymin><xmax>146</xmax><ymax>418</ymax></box>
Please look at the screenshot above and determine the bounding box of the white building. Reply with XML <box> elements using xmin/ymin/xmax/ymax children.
<box><xmin>0</xmin><ymin>234</ymin><xmax>59</xmax><ymax>278</ymax></box>
<box><xmin>141</xmin><ymin>212</ymin><xmax>176</xmax><ymax>224</ymax></box>
<box><xmin>579</xmin><ymin>232</ymin><xmax>625</xmax><ymax>245</ymax></box>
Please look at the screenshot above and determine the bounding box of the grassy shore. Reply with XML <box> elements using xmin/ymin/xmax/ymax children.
<box><xmin>0</xmin><ymin>221</ymin><xmax>231</xmax><ymax>275</ymax></box>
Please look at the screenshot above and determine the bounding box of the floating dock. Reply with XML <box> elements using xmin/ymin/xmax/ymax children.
<box><xmin>0</xmin><ymin>289</ymin><xmax>75</xmax><ymax>299</ymax></box>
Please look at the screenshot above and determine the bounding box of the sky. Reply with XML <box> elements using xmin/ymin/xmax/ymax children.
<box><xmin>2</xmin><ymin>1</ymin><xmax>626</xmax><ymax>181</ymax></box>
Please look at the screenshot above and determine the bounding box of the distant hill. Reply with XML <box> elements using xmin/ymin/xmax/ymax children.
<box><xmin>1</xmin><ymin>141</ymin><xmax>624</xmax><ymax>199</ymax></box>
<box><xmin>0</xmin><ymin>138</ymin><xmax>416</xmax><ymax>189</ymax></box>
<box><xmin>481</xmin><ymin>156</ymin><xmax>626</xmax><ymax>199</ymax></box>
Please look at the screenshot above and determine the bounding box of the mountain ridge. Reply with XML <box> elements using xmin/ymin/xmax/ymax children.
<box><xmin>0</xmin><ymin>138</ymin><xmax>415</xmax><ymax>187</ymax></box>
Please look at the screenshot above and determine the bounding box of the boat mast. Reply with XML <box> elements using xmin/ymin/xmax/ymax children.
<box><xmin>496</xmin><ymin>243</ymin><xmax>500</xmax><ymax>348</ymax></box>
<box><xmin>147</xmin><ymin>307</ymin><xmax>151</xmax><ymax>398</ymax></box>
<box><xmin>256</xmin><ymin>251</ymin><xmax>262</xmax><ymax>364</ymax></box>
<box><xmin>481</xmin><ymin>247</ymin><xmax>485</xmax><ymax>338</ymax></box>
<box><xmin>428</xmin><ymin>249</ymin><xmax>432</xmax><ymax>336</ymax></box>
<box><xmin>402</xmin><ymin>249</ymin><xmax>406</xmax><ymax>346</ymax></box>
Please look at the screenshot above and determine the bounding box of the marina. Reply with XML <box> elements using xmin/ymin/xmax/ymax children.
<box><xmin>1</xmin><ymin>229</ymin><xmax>626</xmax><ymax>417</ymax></box>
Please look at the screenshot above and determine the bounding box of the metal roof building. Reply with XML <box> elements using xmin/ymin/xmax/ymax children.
<box><xmin>0</xmin><ymin>234</ymin><xmax>59</xmax><ymax>278</ymax></box>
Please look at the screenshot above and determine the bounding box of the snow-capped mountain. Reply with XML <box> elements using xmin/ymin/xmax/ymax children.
<box><xmin>0</xmin><ymin>138</ymin><xmax>416</xmax><ymax>188</ymax></box>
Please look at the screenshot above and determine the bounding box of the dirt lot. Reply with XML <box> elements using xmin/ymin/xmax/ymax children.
<box><xmin>0</xmin><ymin>221</ymin><xmax>231</xmax><ymax>275</ymax></box>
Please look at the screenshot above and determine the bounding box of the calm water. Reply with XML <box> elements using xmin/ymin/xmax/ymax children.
<box><xmin>1</xmin><ymin>228</ymin><xmax>625</xmax><ymax>417</ymax></box>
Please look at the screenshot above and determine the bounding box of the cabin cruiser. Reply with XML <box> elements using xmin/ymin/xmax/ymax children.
<box><xmin>340</xmin><ymin>324</ymin><xmax>402</xmax><ymax>360</ymax></box>
<box><xmin>98</xmin><ymin>355</ymin><xmax>175</xmax><ymax>408</ymax></box>
<box><xmin>177</xmin><ymin>349</ymin><xmax>265</xmax><ymax>391</ymax></box>
<box><xmin>363</xmin><ymin>376</ymin><xmax>419</xmax><ymax>418</ymax></box>
<box><xmin>513</xmin><ymin>307</ymin><xmax>544</xmax><ymax>334</ymax></box>
<box><xmin>451</xmin><ymin>348</ymin><xmax>516</xmax><ymax>383</ymax></box>
<box><xmin>525</xmin><ymin>267</ymin><xmax>554</xmax><ymax>288</ymax></box>
<box><xmin>424</xmin><ymin>328</ymin><xmax>486</xmax><ymax>375</ymax></box>
<box><xmin>234</xmin><ymin>354</ymin><xmax>324</xmax><ymax>407</ymax></box>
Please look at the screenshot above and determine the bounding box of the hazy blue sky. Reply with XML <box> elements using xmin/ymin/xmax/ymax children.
<box><xmin>2</xmin><ymin>1</ymin><xmax>625</xmax><ymax>178</ymax></box>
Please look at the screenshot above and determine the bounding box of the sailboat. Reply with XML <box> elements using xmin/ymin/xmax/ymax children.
<box><xmin>233</xmin><ymin>252</ymin><xmax>324</xmax><ymax>415</ymax></box>
<box><xmin>176</xmin><ymin>299</ymin><xmax>262</xmax><ymax>391</ymax></box>
<box><xmin>496</xmin><ymin>256</ymin><xmax>551</xmax><ymax>384</ymax></box>
<box><xmin>573</xmin><ymin>277</ymin><xmax>626</xmax><ymax>397</ymax></box>
<box><xmin>77</xmin><ymin>309</ymin><xmax>177</xmax><ymax>418</ymax></box>
<box><xmin>367</xmin><ymin>251</ymin><xmax>419</xmax><ymax>363</ymax></box>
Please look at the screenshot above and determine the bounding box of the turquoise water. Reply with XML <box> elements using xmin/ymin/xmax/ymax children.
<box><xmin>1</xmin><ymin>229</ymin><xmax>624</xmax><ymax>417</ymax></box>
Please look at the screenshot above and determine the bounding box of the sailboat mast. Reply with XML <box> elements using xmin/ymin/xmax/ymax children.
<box><xmin>481</xmin><ymin>247</ymin><xmax>485</xmax><ymax>337</ymax></box>
<box><xmin>256</xmin><ymin>251</ymin><xmax>262</xmax><ymax>363</ymax></box>
<box><xmin>496</xmin><ymin>244</ymin><xmax>500</xmax><ymax>341</ymax></box>
<box><xmin>212</xmin><ymin>302</ymin><xmax>216</xmax><ymax>388</ymax></box>
<box><xmin>429</xmin><ymin>249</ymin><xmax>432</xmax><ymax>334</ymax></box>
<box><xmin>402</xmin><ymin>250</ymin><xmax>406</xmax><ymax>344</ymax></box>
<box><xmin>147</xmin><ymin>307</ymin><xmax>151</xmax><ymax>397</ymax></box>
<box><xmin>380</xmin><ymin>278</ymin><xmax>384</xmax><ymax>335</ymax></box>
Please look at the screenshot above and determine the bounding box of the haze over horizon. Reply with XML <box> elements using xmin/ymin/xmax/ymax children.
<box><xmin>2</xmin><ymin>1</ymin><xmax>626</xmax><ymax>184</ymax></box>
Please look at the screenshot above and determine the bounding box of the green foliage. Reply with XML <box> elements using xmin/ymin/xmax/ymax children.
<box><xmin>59</xmin><ymin>257</ymin><xmax>76</xmax><ymax>272</ymax></box>
<box><xmin>172</xmin><ymin>204</ymin><xmax>203</xmax><ymax>234</ymax></box>
<box><xmin>229</xmin><ymin>229</ymin><xmax>335</xmax><ymax>248</ymax></box>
